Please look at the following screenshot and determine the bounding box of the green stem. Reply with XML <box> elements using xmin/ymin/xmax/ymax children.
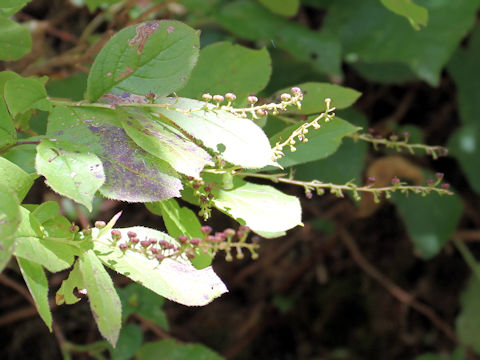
<box><xmin>452</xmin><ymin>237</ymin><xmax>480</xmax><ymax>283</ymax></box>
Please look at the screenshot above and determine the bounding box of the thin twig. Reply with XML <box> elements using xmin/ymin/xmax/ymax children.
<box><xmin>339</xmin><ymin>229</ymin><xmax>459</xmax><ymax>344</ymax></box>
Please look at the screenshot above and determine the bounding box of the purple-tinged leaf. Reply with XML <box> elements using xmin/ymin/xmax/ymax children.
<box><xmin>47</xmin><ymin>106</ymin><xmax>183</xmax><ymax>202</ymax></box>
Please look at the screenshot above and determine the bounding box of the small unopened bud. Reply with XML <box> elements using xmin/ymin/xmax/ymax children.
<box><xmin>130</xmin><ymin>237</ymin><xmax>139</xmax><ymax>245</ymax></box>
<box><xmin>247</xmin><ymin>95</ymin><xmax>258</xmax><ymax>104</ymax></box>
<box><xmin>256</xmin><ymin>108</ymin><xmax>267</xmax><ymax>116</ymax></box>
<box><xmin>201</xmin><ymin>226</ymin><xmax>212</xmax><ymax>234</ymax></box>
<box><xmin>306</xmin><ymin>192</ymin><xmax>313</xmax><ymax>199</ymax></box>
<box><xmin>140</xmin><ymin>240</ymin><xmax>150</xmax><ymax>248</ymax></box>
<box><xmin>239</xmin><ymin>225</ymin><xmax>250</xmax><ymax>233</ymax></box>
<box><xmin>367</xmin><ymin>176</ymin><xmax>376</xmax><ymax>184</ymax></box>
<box><xmin>224</xmin><ymin>228</ymin><xmax>235</xmax><ymax>237</ymax></box>
<box><xmin>149</xmin><ymin>238</ymin><xmax>157</xmax><ymax>245</ymax></box>
<box><xmin>94</xmin><ymin>220</ymin><xmax>106</xmax><ymax>228</ymax></box>
<box><xmin>186</xmin><ymin>252</ymin><xmax>195</xmax><ymax>259</ymax></box>
<box><xmin>435</xmin><ymin>172</ymin><xmax>444</xmax><ymax>180</ymax></box>
<box><xmin>426</xmin><ymin>179</ymin><xmax>435</xmax><ymax>186</ymax></box>
<box><xmin>213</xmin><ymin>94</ymin><xmax>224</xmax><ymax>103</ymax></box>
<box><xmin>252</xmin><ymin>236</ymin><xmax>260</xmax><ymax>244</ymax></box>
<box><xmin>151</xmin><ymin>247</ymin><xmax>159</xmax><ymax>254</ymax></box>
<box><xmin>111</xmin><ymin>229</ymin><xmax>121</xmax><ymax>240</ymax></box>
<box><xmin>368</xmin><ymin>128</ymin><xmax>375</xmax><ymax>134</ymax></box>
<box><xmin>190</xmin><ymin>238</ymin><xmax>201</xmax><ymax>246</ymax></box>
<box><xmin>202</xmin><ymin>93</ymin><xmax>212</xmax><ymax>101</ymax></box>
<box><xmin>155</xmin><ymin>254</ymin><xmax>165</xmax><ymax>261</ymax></box>
<box><xmin>127</xmin><ymin>231</ymin><xmax>137</xmax><ymax>238</ymax></box>
<box><xmin>178</xmin><ymin>235</ymin><xmax>188</xmax><ymax>244</ymax></box>
<box><xmin>119</xmin><ymin>243</ymin><xmax>128</xmax><ymax>251</ymax></box>
<box><xmin>389</xmin><ymin>134</ymin><xmax>398</xmax><ymax>141</ymax></box>
<box><xmin>403</xmin><ymin>131</ymin><xmax>410</xmax><ymax>139</ymax></box>
<box><xmin>82</xmin><ymin>228</ymin><xmax>92</xmax><ymax>236</ymax></box>
<box><xmin>391</xmin><ymin>177</ymin><xmax>400</xmax><ymax>185</ymax></box>
<box><xmin>225</xmin><ymin>93</ymin><xmax>236</xmax><ymax>101</ymax></box>
<box><xmin>69</xmin><ymin>225</ymin><xmax>80</xmax><ymax>232</ymax></box>
<box><xmin>214</xmin><ymin>232</ymin><xmax>226</xmax><ymax>242</ymax></box>
<box><xmin>280</xmin><ymin>93</ymin><xmax>292</xmax><ymax>102</ymax></box>
<box><xmin>441</xmin><ymin>183</ymin><xmax>451</xmax><ymax>190</ymax></box>
<box><xmin>145</xmin><ymin>92</ymin><xmax>156</xmax><ymax>102</ymax></box>
<box><xmin>291</xmin><ymin>87</ymin><xmax>301</xmax><ymax>94</ymax></box>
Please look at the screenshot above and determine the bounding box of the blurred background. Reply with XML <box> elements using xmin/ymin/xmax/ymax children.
<box><xmin>1</xmin><ymin>0</ymin><xmax>480</xmax><ymax>359</ymax></box>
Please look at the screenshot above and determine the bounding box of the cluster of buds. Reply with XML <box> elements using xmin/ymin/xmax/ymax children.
<box><xmin>200</xmin><ymin>87</ymin><xmax>303</xmax><ymax>121</ymax></box>
<box><xmin>272</xmin><ymin>97</ymin><xmax>336</xmax><ymax>161</ymax></box>
<box><xmin>351</xmin><ymin>129</ymin><xmax>449</xmax><ymax>159</ymax></box>
<box><xmin>110</xmin><ymin>225</ymin><xmax>260</xmax><ymax>264</ymax></box>
<box><xmin>185</xmin><ymin>176</ymin><xmax>216</xmax><ymax>220</ymax></box>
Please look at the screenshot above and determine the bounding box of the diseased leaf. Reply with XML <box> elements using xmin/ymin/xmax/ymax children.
<box><xmin>206</xmin><ymin>176</ymin><xmax>302</xmax><ymax>236</ymax></box>
<box><xmin>380</xmin><ymin>0</ymin><xmax>428</xmax><ymax>30</ymax></box>
<box><xmin>280</xmin><ymin>82</ymin><xmax>361</xmax><ymax>115</ymax></box>
<box><xmin>178</xmin><ymin>42</ymin><xmax>271</xmax><ymax>101</ymax></box>
<box><xmin>0</xmin><ymin>156</ymin><xmax>35</xmax><ymax>201</ymax></box>
<box><xmin>35</xmin><ymin>139</ymin><xmax>105</xmax><ymax>211</ymax></box>
<box><xmin>79</xmin><ymin>250</ymin><xmax>121</xmax><ymax>347</ymax></box>
<box><xmin>448</xmin><ymin>124</ymin><xmax>480</xmax><ymax>194</ymax></box>
<box><xmin>270</xmin><ymin>117</ymin><xmax>360</xmax><ymax>168</ymax></box>
<box><xmin>14</xmin><ymin>207</ymin><xmax>76</xmax><ymax>272</ymax></box>
<box><xmin>118</xmin><ymin>107</ymin><xmax>212</xmax><ymax>178</ymax></box>
<box><xmin>216</xmin><ymin>0</ymin><xmax>341</xmax><ymax>77</ymax></box>
<box><xmin>0</xmin><ymin>183</ymin><xmax>20</xmax><ymax>272</ymax></box>
<box><xmin>47</xmin><ymin>106</ymin><xmax>183</xmax><ymax>202</ymax></box>
<box><xmin>17</xmin><ymin>257</ymin><xmax>52</xmax><ymax>331</ymax></box>
<box><xmin>322</xmin><ymin>0</ymin><xmax>479</xmax><ymax>85</ymax></box>
<box><xmin>87</xmin><ymin>20</ymin><xmax>199</xmax><ymax>101</ymax></box>
<box><xmin>0</xmin><ymin>17</ymin><xmax>32</xmax><ymax>61</ymax></box>
<box><xmin>56</xmin><ymin>260</ymin><xmax>83</xmax><ymax>305</ymax></box>
<box><xmin>93</xmin><ymin>226</ymin><xmax>228</xmax><ymax>306</ymax></box>
<box><xmin>155</xmin><ymin>97</ymin><xmax>276</xmax><ymax>169</ymax></box>
<box><xmin>257</xmin><ymin>0</ymin><xmax>299</xmax><ymax>17</ymax></box>
<box><xmin>146</xmin><ymin>199</ymin><xmax>212</xmax><ymax>269</ymax></box>
<box><xmin>4</xmin><ymin>77</ymin><xmax>52</xmax><ymax>116</ymax></box>
<box><xmin>137</xmin><ymin>339</ymin><xmax>224</xmax><ymax>360</ymax></box>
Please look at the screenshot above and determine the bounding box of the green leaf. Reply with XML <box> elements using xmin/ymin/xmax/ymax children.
<box><xmin>0</xmin><ymin>156</ymin><xmax>35</xmax><ymax>201</ymax></box>
<box><xmin>35</xmin><ymin>139</ymin><xmax>105</xmax><ymax>211</ymax></box>
<box><xmin>0</xmin><ymin>0</ymin><xmax>31</xmax><ymax>7</ymax></box>
<box><xmin>178</xmin><ymin>42</ymin><xmax>272</xmax><ymax>100</ymax></box>
<box><xmin>56</xmin><ymin>260</ymin><xmax>83</xmax><ymax>305</ymax></box>
<box><xmin>146</xmin><ymin>199</ymin><xmax>212</xmax><ymax>269</ymax></box>
<box><xmin>87</xmin><ymin>20</ymin><xmax>199</xmax><ymax>101</ymax></box>
<box><xmin>391</xmin><ymin>192</ymin><xmax>463</xmax><ymax>259</ymax></box>
<box><xmin>4</xmin><ymin>77</ymin><xmax>52</xmax><ymax>116</ymax></box>
<box><xmin>456</xmin><ymin>277</ymin><xmax>480</xmax><ymax>355</ymax></box>
<box><xmin>47</xmin><ymin>106</ymin><xmax>182</xmax><ymax>202</ymax></box>
<box><xmin>46</xmin><ymin>73</ymin><xmax>87</xmax><ymax>101</ymax></box>
<box><xmin>0</xmin><ymin>75</ymin><xmax>16</xmax><ymax>147</ymax></box>
<box><xmin>32</xmin><ymin>201</ymin><xmax>76</xmax><ymax>238</ymax></box>
<box><xmin>78</xmin><ymin>250</ymin><xmax>121</xmax><ymax>347</ymax></box>
<box><xmin>155</xmin><ymin>97</ymin><xmax>276</xmax><ymax>169</ymax></box>
<box><xmin>137</xmin><ymin>339</ymin><xmax>224</xmax><ymax>360</ymax></box>
<box><xmin>448</xmin><ymin>124</ymin><xmax>480</xmax><ymax>194</ymax></box>
<box><xmin>206</xmin><ymin>176</ymin><xmax>302</xmax><ymax>235</ymax></box>
<box><xmin>0</xmin><ymin>183</ymin><xmax>20</xmax><ymax>272</ymax></box>
<box><xmin>14</xmin><ymin>207</ymin><xmax>76</xmax><ymax>272</ymax></box>
<box><xmin>321</xmin><ymin>0</ymin><xmax>479</xmax><ymax>85</ymax></box>
<box><xmin>93</xmin><ymin>226</ymin><xmax>228</xmax><ymax>306</ymax></box>
<box><xmin>17</xmin><ymin>257</ymin><xmax>52</xmax><ymax>331</ymax></box>
<box><xmin>2</xmin><ymin>143</ymin><xmax>37</xmax><ymax>174</ymax></box>
<box><xmin>118</xmin><ymin>283</ymin><xmax>169</xmax><ymax>330</ymax></box>
<box><xmin>448</xmin><ymin>25</ymin><xmax>480</xmax><ymax>125</ymax></box>
<box><xmin>117</xmin><ymin>107</ymin><xmax>212</xmax><ymax>178</ymax></box>
<box><xmin>281</xmin><ymin>82</ymin><xmax>361</xmax><ymax>115</ymax></box>
<box><xmin>380</xmin><ymin>0</ymin><xmax>428</xmax><ymax>30</ymax></box>
<box><xmin>0</xmin><ymin>17</ymin><xmax>32</xmax><ymax>61</ymax></box>
<box><xmin>257</xmin><ymin>0</ymin><xmax>299</xmax><ymax>16</ymax></box>
<box><xmin>109</xmin><ymin>323</ymin><xmax>143</xmax><ymax>360</ymax></box>
<box><xmin>294</xmin><ymin>109</ymin><xmax>368</xmax><ymax>184</ymax></box>
<box><xmin>216</xmin><ymin>0</ymin><xmax>341</xmax><ymax>77</ymax></box>
<box><xmin>270</xmin><ymin>117</ymin><xmax>360</xmax><ymax>168</ymax></box>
